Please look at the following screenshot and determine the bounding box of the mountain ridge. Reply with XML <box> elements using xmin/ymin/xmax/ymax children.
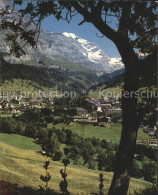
<box><xmin>0</xmin><ymin>0</ymin><xmax>124</xmax><ymax>73</ymax></box>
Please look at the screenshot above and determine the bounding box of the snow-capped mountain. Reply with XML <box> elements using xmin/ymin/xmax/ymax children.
<box><xmin>63</xmin><ymin>32</ymin><xmax>106</xmax><ymax>64</ymax></box>
<box><xmin>35</xmin><ymin>31</ymin><xmax>124</xmax><ymax>73</ymax></box>
<box><xmin>62</xmin><ymin>32</ymin><xmax>124</xmax><ymax>72</ymax></box>
<box><xmin>0</xmin><ymin>0</ymin><xmax>124</xmax><ymax>73</ymax></box>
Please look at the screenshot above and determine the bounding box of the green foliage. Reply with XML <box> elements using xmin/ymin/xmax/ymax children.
<box><xmin>142</xmin><ymin>162</ymin><xmax>156</xmax><ymax>183</ymax></box>
<box><xmin>1</xmin><ymin>57</ymin><xmax>95</xmax><ymax>94</ymax></box>
<box><xmin>53</xmin><ymin>151</ymin><xmax>63</xmax><ymax>161</ymax></box>
<box><xmin>99</xmin><ymin>173</ymin><xmax>104</xmax><ymax>195</ymax></box>
<box><xmin>100</xmin><ymin>139</ymin><xmax>108</xmax><ymax>149</ymax></box>
<box><xmin>1</xmin><ymin>57</ymin><xmax>54</xmax><ymax>88</ymax></box>
<box><xmin>19</xmin><ymin>108</ymin><xmax>55</xmax><ymax>126</ymax></box>
<box><xmin>44</xmin><ymin>133</ymin><xmax>59</xmax><ymax>157</ymax></box>
<box><xmin>130</xmin><ymin>160</ymin><xmax>142</xmax><ymax>179</ymax></box>
<box><xmin>37</xmin><ymin>128</ymin><xmax>48</xmax><ymax>144</ymax></box>
<box><xmin>22</xmin><ymin>108</ymin><xmax>41</xmax><ymax>123</ymax></box>
<box><xmin>0</xmin><ymin>113</ymin><xmax>156</xmax><ymax>180</ymax></box>
<box><xmin>87</xmin><ymin>159</ymin><xmax>96</xmax><ymax>170</ymax></box>
<box><xmin>0</xmin><ymin>133</ymin><xmax>154</xmax><ymax>194</ymax></box>
<box><xmin>98</xmin><ymin>151</ymin><xmax>116</xmax><ymax>172</ymax></box>
<box><xmin>40</xmin><ymin>160</ymin><xmax>51</xmax><ymax>190</ymax></box>
<box><xmin>82</xmin><ymin>146</ymin><xmax>94</xmax><ymax>165</ymax></box>
<box><xmin>136</xmin><ymin>153</ymin><xmax>144</xmax><ymax>161</ymax></box>
<box><xmin>69</xmin><ymin>145</ymin><xmax>81</xmax><ymax>164</ymax></box>
<box><xmin>136</xmin><ymin>144</ymin><xmax>157</xmax><ymax>161</ymax></box>
<box><xmin>134</xmin><ymin>185</ymin><xmax>156</xmax><ymax>195</ymax></box>
<box><xmin>25</xmin><ymin>123</ymin><xmax>38</xmax><ymax>138</ymax></box>
<box><xmin>53</xmin><ymin>116</ymin><xmax>64</xmax><ymax>125</ymax></box>
<box><xmin>59</xmin><ymin>147</ymin><xmax>70</xmax><ymax>194</ymax></box>
<box><xmin>53</xmin><ymin>95</ymin><xmax>92</xmax><ymax>114</ymax></box>
<box><xmin>0</xmin><ymin>118</ymin><xmax>16</xmax><ymax>134</ymax></box>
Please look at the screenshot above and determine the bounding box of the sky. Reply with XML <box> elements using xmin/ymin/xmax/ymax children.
<box><xmin>14</xmin><ymin>1</ymin><xmax>120</xmax><ymax>58</ymax></box>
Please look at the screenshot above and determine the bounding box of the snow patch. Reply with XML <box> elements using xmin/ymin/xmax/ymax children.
<box><xmin>77</xmin><ymin>38</ymin><xmax>88</xmax><ymax>44</ymax></box>
<box><xmin>109</xmin><ymin>58</ymin><xmax>124</xmax><ymax>67</ymax></box>
<box><xmin>88</xmin><ymin>50</ymin><xmax>103</xmax><ymax>63</ymax></box>
<box><xmin>63</xmin><ymin>32</ymin><xmax>77</xmax><ymax>39</ymax></box>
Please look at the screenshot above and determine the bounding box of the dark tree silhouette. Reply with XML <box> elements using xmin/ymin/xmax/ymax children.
<box><xmin>59</xmin><ymin>147</ymin><xmax>70</xmax><ymax>194</ymax></box>
<box><xmin>40</xmin><ymin>159</ymin><xmax>51</xmax><ymax>190</ymax></box>
<box><xmin>99</xmin><ymin>173</ymin><xmax>104</xmax><ymax>195</ymax></box>
<box><xmin>0</xmin><ymin>1</ymin><xmax>157</xmax><ymax>195</ymax></box>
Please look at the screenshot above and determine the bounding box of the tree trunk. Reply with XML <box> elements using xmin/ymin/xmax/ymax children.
<box><xmin>108</xmin><ymin>41</ymin><xmax>140</xmax><ymax>195</ymax></box>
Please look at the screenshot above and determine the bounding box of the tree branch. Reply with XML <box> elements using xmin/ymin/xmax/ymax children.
<box><xmin>70</xmin><ymin>1</ymin><xmax>118</xmax><ymax>42</ymax></box>
<box><xmin>96</xmin><ymin>0</ymin><xmax>104</xmax><ymax>14</ymax></box>
<box><xmin>118</xmin><ymin>2</ymin><xmax>132</xmax><ymax>37</ymax></box>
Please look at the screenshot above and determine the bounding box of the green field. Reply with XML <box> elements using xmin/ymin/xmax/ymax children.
<box><xmin>0</xmin><ymin>79</ymin><xmax>54</xmax><ymax>94</ymax></box>
<box><xmin>0</xmin><ymin>113</ymin><xmax>13</xmax><ymax>118</ymax></box>
<box><xmin>0</xmin><ymin>133</ymin><xmax>41</xmax><ymax>150</ymax></box>
<box><xmin>0</xmin><ymin>133</ymin><xmax>153</xmax><ymax>194</ymax></box>
<box><xmin>89</xmin><ymin>86</ymin><xmax>122</xmax><ymax>100</ymax></box>
<box><xmin>50</xmin><ymin>123</ymin><xmax>150</xmax><ymax>143</ymax></box>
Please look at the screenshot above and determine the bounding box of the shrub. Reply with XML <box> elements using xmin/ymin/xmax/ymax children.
<box><xmin>25</xmin><ymin>123</ymin><xmax>38</xmax><ymax>138</ymax></box>
<box><xmin>45</xmin><ymin>133</ymin><xmax>60</xmax><ymax>156</ymax></box>
<box><xmin>136</xmin><ymin>144</ymin><xmax>157</xmax><ymax>161</ymax></box>
<box><xmin>0</xmin><ymin>118</ymin><xmax>16</xmax><ymax>134</ymax></box>
<box><xmin>53</xmin><ymin>151</ymin><xmax>63</xmax><ymax>161</ymax></box>
<box><xmin>91</xmin><ymin>137</ymin><xmax>100</xmax><ymax>147</ymax></box>
<box><xmin>88</xmin><ymin>159</ymin><xmax>96</xmax><ymax>170</ymax></box>
<box><xmin>134</xmin><ymin>185</ymin><xmax>156</xmax><ymax>195</ymax></box>
<box><xmin>142</xmin><ymin>161</ymin><xmax>156</xmax><ymax>183</ymax></box>
<box><xmin>98</xmin><ymin>151</ymin><xmax>116</xmax><ymax>172</ymax></box>
<box><xmin>53</xmin><ymin>116</ymin><xmax>64</xmax><ymax>125</ymax></box>
<box><xmin>37</xmin><ymin>128</ymin><xmax>48</xmax><ymax>144</ymax></box>
<box><xmin>130</xmin><ymin>160</ymin><xmax>142</xmax><ymax>179</ymax></box>
<box><xmin>45</xmin><ymin>114</ymin><xmax>54</xmax><ymax>123</ymax></box>
<box><xmin>100</xmin><ymin>139</ymin><xmax>107</xmax><ymax>149</ymax></box>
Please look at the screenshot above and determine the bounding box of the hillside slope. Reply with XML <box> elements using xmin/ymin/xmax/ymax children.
<box><xmin>0</xmin><ymin>56</ymin><xmax>102</xmax><ymax>93</ymax></box>
<box><xmin>0</xmin><ymin>133</ymin><xmax>153</xmax><ymax>195</ymax></box>
<box><xmin>89</xmin><ymin>72</ymin><xmax>124</xmax><ymax>99</ymax></box>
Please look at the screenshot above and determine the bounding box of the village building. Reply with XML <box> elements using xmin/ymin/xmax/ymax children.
<box><xmin>22</xmin><ymin>102</ymin><xmax>30</xmax><ymax>107</ymax></box>
<box><xmin>108</xmin><ymin>108</ymin><xmax>122</xmax><ymax>115</ymax></box>
<box><xmin>97</xmin><ymin>104</ymin><xmax>112</xmax><ymax>111</ymax></box>
<box><xmin>148</xmin><ymin>139</ymin><xmax>157</xmax><ymax>147</ymax></box>
<box><xmin>86</xmin><ymin>98</ymin><xmax>98</xmax><ymax>106</ymax></box>
<box><xmin>114</xmin><ymin>101</ymin><xmax>121</xmax><ymax>108</ymax></box>
<box><xmin>97</xmin><ymin>104</ymin><xmax>112</xmax><ymax>117</ymax></box>
<box><xmin>4</xmin><ymin>108</ymin><xmax>17</xmax><ymax>114</ymax></box>
<box><xmin>147</xmin><ymin>127</ymin><xmax>157</xmax><ymax>136</ymax></box>
<box><xmin>31</xmin><ymin>105</ymin><xmax>42</xmax><ymax>109</ymax></box>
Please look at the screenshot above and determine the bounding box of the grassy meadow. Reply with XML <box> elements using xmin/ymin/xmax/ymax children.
<box><xmin>0</xmin><ymin>133</ymin><xmax>153</xmax><ymax>195</ymax></box>
<box><xmin>89</xmin><ymin>86</ymin><xmax>122</xmax><ymax>100</ymax></box>
<box><xmin>0</xmin><ymin>79</ymin><xmax>55</xmax><ymax>95</ymax></box>
<box><xmin>50</xmin><ymin>123</ymin><xmax>150</xmax><ymax>143</ymax></box>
